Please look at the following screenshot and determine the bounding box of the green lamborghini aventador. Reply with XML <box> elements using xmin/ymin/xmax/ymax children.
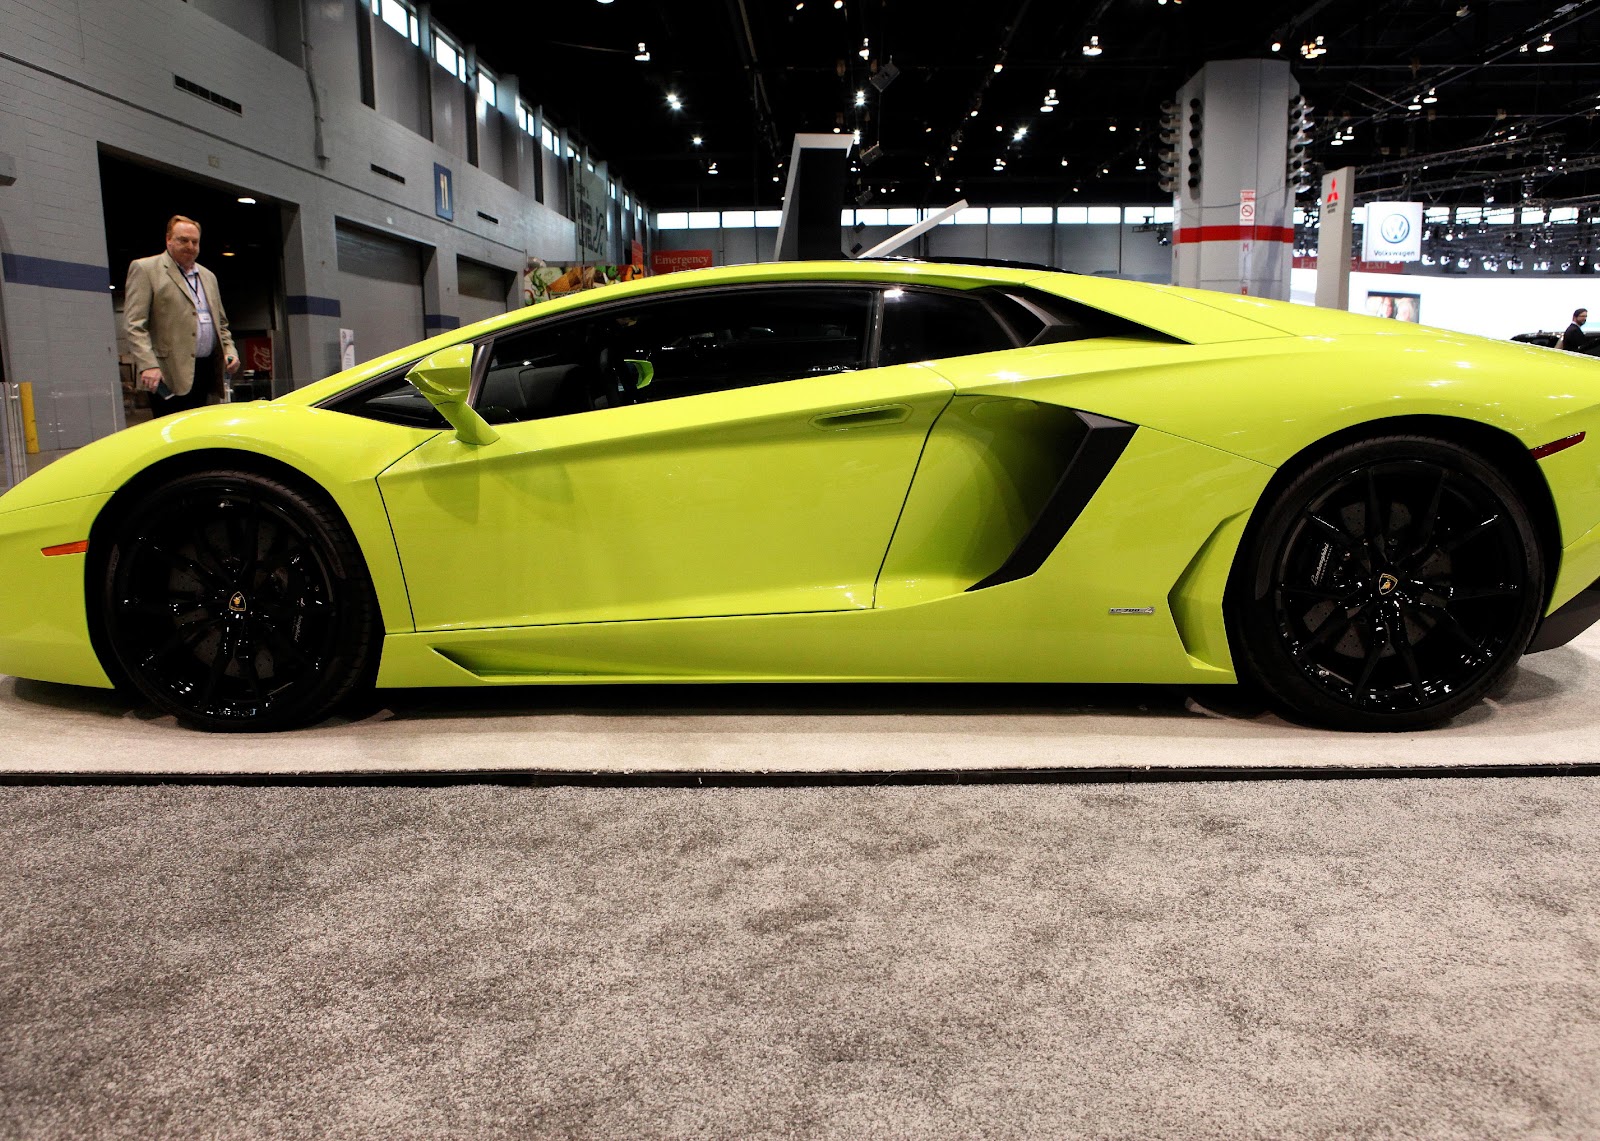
<box><xmin>2</xmin><ymin>260</ymin><xmax>1598</xmax><ymax>731</ymax></box>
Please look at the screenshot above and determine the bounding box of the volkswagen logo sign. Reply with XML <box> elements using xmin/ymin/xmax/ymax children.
<box><xmin>1379</xmin><ymin>213</ymin><xmax>1411</xmax><ymax>245</ymax></box>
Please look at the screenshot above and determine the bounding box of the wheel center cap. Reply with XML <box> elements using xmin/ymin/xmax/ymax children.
<box><xmin>1376</xmin><ymin>572</ymin><xmax>1399</xmax><ymax>596</ymax></box>
<box><xmin>227</xmin><ymin>591</ymin><xmax>249</xmax><ymax>614</ymax></box>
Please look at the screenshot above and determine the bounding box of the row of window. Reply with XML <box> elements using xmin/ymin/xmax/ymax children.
<box><xmin>656</xmin><ymin>206</ymin><xmax>1179</xmax><ymax>231</ymax></box>
<box><xmin>370</xmin><ymin>0</ymin><xmax>647</xmax><ymax>225</ymax></box>
<box><xmin>657</xmin><ymin>204</ymin><xmax>1588</xmax><ymax>233</ymax></box>
<box><xmin>336</xmin><ymin>284</ymin><xmax>1139</xmax><ymax>430</ymax></box>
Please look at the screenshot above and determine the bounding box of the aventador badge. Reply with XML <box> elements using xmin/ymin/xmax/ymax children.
<box><xmin>1377</xmin><ymin>573</ymin><xmax>1398</xmax><ymax>596</ymax></box>
<box><xmin>1108</xmin><ymin>607</ymin><xmax>1156</xmax><ymax>615</ymax></box>
<box><xmin>228</xmin><ymin>592</ymin><xmax>248</xmax><ymax>613</ymax></box>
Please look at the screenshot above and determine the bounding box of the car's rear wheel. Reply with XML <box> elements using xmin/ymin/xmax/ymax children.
<box><xmin>1231</xmin><ymin>435</ymin><xmax>1544</xmax><ymax>731</ymax></box>
<box><xmin>101</xmin><ymin>470</ymin><xmax>377</xmax><ymax>731</ymax></box>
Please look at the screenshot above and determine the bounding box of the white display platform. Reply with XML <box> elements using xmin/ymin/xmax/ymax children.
<box><xmin>1</xmin><ymin>626</ymin><xmax>1596</xmax><ymax>776</ymax></box>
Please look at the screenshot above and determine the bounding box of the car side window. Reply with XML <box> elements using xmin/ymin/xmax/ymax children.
<box><xmin>877</xmin><ymin>288</ymin><xmax>1018</xmax><ymax>366</ymax></box>
<box><xmin>477</xmin><ymin>315</ymin><xmax>608</xmax><ymax>424</ymax></box>
<box><xmin>477</xmin><ymin>287</ymin><xmax>874</xmax><ymax>423</ymax></box>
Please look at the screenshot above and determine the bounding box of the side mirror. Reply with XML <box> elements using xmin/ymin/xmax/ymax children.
<box><xmin>406</xmin><ymin>344</ymin><xmax>500</xmax><ymax>446</ymax></box>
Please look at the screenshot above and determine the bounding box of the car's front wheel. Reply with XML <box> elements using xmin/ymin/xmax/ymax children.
<box><xmin>1230</xmin><ymin>435</ymin><xmax>1544</xmax><ymax>731</ymax></box>
<box><xmin>100</xmin><ymin>469</ymin><xmax>378</xmax><ymax>731</ymax></box>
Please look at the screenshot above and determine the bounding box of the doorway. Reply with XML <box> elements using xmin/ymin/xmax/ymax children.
<box><xmin>99</xmin><ymin>148</ymin><xmax>286</xmax><ymax>423</ymax></box>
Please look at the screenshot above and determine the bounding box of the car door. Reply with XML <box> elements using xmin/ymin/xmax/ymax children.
<box><xmin>378</xmin><ymin>284</ymin><xmax>957</xmax><ymax>630</ymax></box>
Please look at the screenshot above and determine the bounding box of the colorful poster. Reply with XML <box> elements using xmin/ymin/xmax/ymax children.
<box><xmin>523</xmin><ymin>258</ymin><xmax>647</xmax><ymax>306</ymax></box>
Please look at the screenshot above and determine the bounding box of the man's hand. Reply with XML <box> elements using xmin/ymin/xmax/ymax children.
<box><xmin>139</xmin><ymin>368</ymin><xmax>164</xmax><ymax>393</ymax></box>
<box><xmin>225</xmin><ymin>353</ymin><xmax>240</xmax><ymax>378</ymax></box>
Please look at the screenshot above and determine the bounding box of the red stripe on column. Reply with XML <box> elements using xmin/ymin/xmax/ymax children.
<box><xmin>1174</xmin><ymin>225</ymin><xmax>1295</xmax><ymax>244</ymax></box>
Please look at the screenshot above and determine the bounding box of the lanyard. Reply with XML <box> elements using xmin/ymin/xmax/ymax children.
<box><xmin>184</xmin><ymin>270</ymin><xmax>203</xmax><ymax>306</ymax></box>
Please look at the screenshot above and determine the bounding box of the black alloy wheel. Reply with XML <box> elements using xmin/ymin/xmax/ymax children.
<box><xmin>1232</xmin><ymin>435</ymin><xmax>1544</xmax><ymax>731</ymax></box>
<box><xmin>100</xmin><ymin>470</ymin><xmax>378</xmax><ymax>731</ymax></box>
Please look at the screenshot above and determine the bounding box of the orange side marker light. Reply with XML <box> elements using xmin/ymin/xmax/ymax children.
<box><xmin>41</xmin><ymin>540</ymin><xmax>89</xmax><ymax>557</ymax></box>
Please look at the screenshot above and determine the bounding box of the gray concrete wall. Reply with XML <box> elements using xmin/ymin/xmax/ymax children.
<box><xmin>0</xmin><ymin>0</ymin><xmax>614</xmax><ymax>454</ymax></box>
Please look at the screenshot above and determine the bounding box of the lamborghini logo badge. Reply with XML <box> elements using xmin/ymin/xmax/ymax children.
<box><xmin>1377</xmin><ymin>573</ymin><xmax>1398</xmax><ymax>596</ymax></box>
<box><xmin>228</xmin><ymin>592</ymin><xmax>248</xmax><ymax>613</ymax></box>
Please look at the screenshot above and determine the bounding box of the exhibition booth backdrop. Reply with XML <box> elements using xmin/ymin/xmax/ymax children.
<box><xmin>1291</xmin><ymin>268</ymin><xmax>1590</xmax><ymax>340</ymax></box>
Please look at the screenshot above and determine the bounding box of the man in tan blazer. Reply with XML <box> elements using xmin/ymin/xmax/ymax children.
<box><xmin>124</xmin><ymin>215</ymin><xmax>239</xmax><ymax>417</ymax></box>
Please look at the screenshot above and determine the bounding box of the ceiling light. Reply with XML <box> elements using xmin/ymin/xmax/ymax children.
<box><xmin>855</xmin><ymin>89</ymin><xmax>866</xmax><ymax>107</ymax></box>
<box><xmin>236</xmin><ymin>196</ymin><xmax>257</xmax><ymax>205</ymax></box>
<box><xmin>1108</xmin><ymin>120</ymin><xmax>1117</xmax><ymax>132</ymax></box>
<box><xmin>1082</xmin><ymin>34</ymin><xmax>1102</xmax><ymax>57</ymax></box>
<box><xmin>1013</xmin><ymin>125</ymin><xmax>1029</xmax><ymax>140</ymax></box>
<box><xmin>833</xmin><ymin>0</ymin><xmax>842</xmax><ymax>7</ymax></box>
<box><xmin>666</xmin><ymin>92</ymin><xmax>682</xmax><ymax>110</ymax></box>
<box><xmin>1537</xmin><ymin>33</ymin><xmax>1554</xmax><ymax>52</ymax></box>
<box><xmin>691</xmin><ymin>135</ymin><xmax>702</xmax><ymax>146</ymax></box>
<box><xmin>1040</xmin><ymin>104</ymin><xmax>1054</xmax><ymax>112</ymax></box>
<box><xmin>1422</xmin><ymin>87</ymin><xmax>1437</xmax><ymax>104</ymax></box>
<box><xmin>634</xmin><ymin>42</ymin><xmax>650</xmax><ymax>61</ymax></box>
<box><xmin>993</xmin><ymin>62</ymin><xmax>1004</xmax><ymax>73</ymax></box>
<box><xmin>859</xmin><ymin>37</ymin><xmax>870</xmax><ymax>60</ymax></box>
<box><xmin>1407</xmin><ymin>99</ymin><xmax>1422</xmax><ymax>111</ymax></box>
<box><xmin>1135</xmin><ymin>158</ymin><xmax>1146</xmax><ymax>170</ymax></box>
<box><xmin>1270</xmin><ymin>41</ymin><xmax>1282</xmax><ymax>52</ymax></box>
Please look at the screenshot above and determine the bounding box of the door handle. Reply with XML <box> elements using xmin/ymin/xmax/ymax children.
<box><xmin>811</xmin><ymin>404</ymin><xmax>913</xmax><ymax>430</ymax></box>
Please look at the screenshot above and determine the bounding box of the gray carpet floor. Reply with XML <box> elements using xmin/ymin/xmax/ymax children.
<box><xmin>3</xmin><ymin>777</ymin><xmax>1598</xmax><ymax>1139</ymax></box>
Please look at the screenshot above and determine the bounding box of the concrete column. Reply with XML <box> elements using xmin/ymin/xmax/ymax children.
<box><xmin>1170</xmin><ymin>59</ymin><xmax>1297</xmax><ymax>299</ymax></box>
<box><xmin>422</xmin><ymin>241</ymin><xmax>459</xmax><ymax>335</ymax></box>
<box><xmin>279</xmin><ymin>203</ymin><xmax>344</xmax><ymax>386</ymax></box>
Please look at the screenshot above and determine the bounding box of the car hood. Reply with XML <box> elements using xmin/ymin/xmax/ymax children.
<box><xmin>0</xmin><ymin>402</ymin><xmax>436</xmax><ymax>515</ymax></box>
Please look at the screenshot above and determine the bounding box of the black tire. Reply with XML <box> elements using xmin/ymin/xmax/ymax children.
<box><xmin>99</xmin><ymin>469</ymin><xmax>378</xmax><ymax>731</ymax></box>
<box><xmin>1229</xmin><ymin>435</ymin><xmax>1544</xmax><ymax>731</ymax></box>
